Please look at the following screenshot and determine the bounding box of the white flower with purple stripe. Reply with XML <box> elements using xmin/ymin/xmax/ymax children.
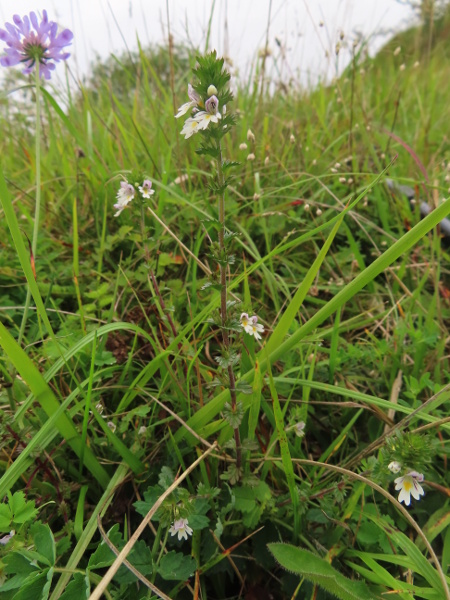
<box><xmin>114</xmin><ymin>181</ymin><xmax>135</xmax><ymax>217</ymax></box>
<box><xmin>138</xmin><ymin>179</ymin><xmax>155</xmax><ymax>199</ymax></box>
<box><xmin>394</xmin><ymin>471</ymin><xmax>425</xmax><ymax>506</ymax></box>
<box><xmin>175</xmin><ymin>83</ymin><xmax>202</xmax><ymax>118</ymax></box>
<box><xmin>194</xmin><ymin>95</ymin><xmax>222</xmax><ymax>131</ymax></box>
<box><xmin>169</xmin><ymin>518</ymin><xmax>193</xmax><ymax>541</ymax></box>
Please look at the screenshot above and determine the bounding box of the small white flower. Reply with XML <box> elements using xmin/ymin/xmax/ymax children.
<box><xmin>181</xmin><ymin>117</ymin><xmax>201</xmax><ymax>139</ymax></box>
<box><xmin>173</xmin><ymin>174</ymin><xmax>189</xmax><ymax>185</ymax></box>
<box><xmin>388</xmin><ymin>461</ymin><xmax>402</xmax><ymax>474</ymax></box>
<box><xmin>175</xmin><ymin>101</ymin><xmax>195</xmax><ymax>119</ymax></box>
<box><xmin>175</xmin><ymin>83</ymin><xmax>201</xmax><ymax>118</ymax></box>
<box><xmin>247</xmin><ymin>315</ymin><xmax>264</xmax><ymax>341</ymax></box>
<box><xmin>107</xmin><ymin>421</ymin><xmax>116</xmax><ymax>433</ymax></box>
<box><xmin>192</xmin><ymin>95</ymin><xmax>222</xmax><ymax>132</ymax></box>
<box><xmin>138</xmin><ymin>425</ymin><xmax>147</xmax><ymax>435</ymax></box>
<box><xmin>240</xmin><ymin>312</ymin><xmax>253</xmax><ymax>334</ymax></box>
<box><xmin>239</xmin><ymin>142</ymin><xmax>248</xmax><ymax>150</ymax></box>
<box><xmin>169</xmin><ymin>518</ymin><xmax>193</xmax><ymax>541</ymax></box>
<box><xmin>394</xmin><ymin>471</ymin><xmax>425</xmax><ymax>506</ymax></box>
<box><xmin>294</xmin><ymin>421</ymin><xmax>306</xmax><ymax>437</ymax></box>
<box><xmin>114</xmin><ymin>181</ymin><xmax>135</xmax><ymax>217</ymax></box>
<box><xmin>138</xmin><ymin>179</ymin><xmax>155</xmax><ymax>198</ymax></box>
<box><xmin>207</xmin><ymin>84</ymin><xmax>218</xmax><ymax>96</ymax></box>
<box><xmin>95</xmin><ymin>402</ymin><xmax>104</xmax><ymax>415</ymax></box>
<box><xmin>205</xmin><ymin>95</ymin><xmax>220</xmax><ymax>115</ymax></box>
<box><xmin>195</xmin><ymin>110</ymin><xmax>221</xmax><ymax>130</ymax></box>
<box><xmin>0</xmin><ymin>530</ymin><xmax>15</xmax><ymax>545</ymax></box>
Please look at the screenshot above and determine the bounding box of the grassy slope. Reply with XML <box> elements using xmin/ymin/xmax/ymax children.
<box><xmin>0</xmin><ymin>8</ymin><xmax>449</xmax><ymax>600</ymax></box>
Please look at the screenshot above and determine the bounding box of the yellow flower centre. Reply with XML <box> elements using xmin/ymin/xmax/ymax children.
<box><xmin>403</xmin><ymin>478</ymin><xmax>413</xmax><ymax>491</ymax></box>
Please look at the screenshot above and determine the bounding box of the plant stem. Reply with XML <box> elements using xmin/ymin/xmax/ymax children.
<box><xmin>18</xmin><ymin>65</ymin><xmax>42</xmax><ymax>347</ymax></box>
<box><xmin>140</xmin><ymin>205</ymin><xmax>180</xmax><ymax>344</ymax></box>
<box><xmin>217</xmin><ymin>140</ymin><xmax>242</xmax><ymax>470</ymax></box>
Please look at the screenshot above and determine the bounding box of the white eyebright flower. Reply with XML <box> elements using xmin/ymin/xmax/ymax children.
<box><xmin>138</xmin><ymin>179</ymin><xmax>155</xmax><ymax>198</ymax></box>
<box><xmin>194</xmin><ymin>95</ymin><xmax>221</xmax><ymax>131</ymax></box>
<box><xmin>195</xmin><ymin>111</ymin><xmax>221</xmax><ymax>130</ymax></box>
<box><xmin>114</xmin><ymin>181</ymin><xmax>135</xmax><ymax>217</ymax></box>
<box><xmin>181</xmin><ymin>117</ymin><xmax>201</xmax><ymax>139</ymax></box>
<box><xmin>249</xmin><ymin>316</ymin><xmax>264</xmax><ymax>340</ymax></box>
<box><xmin>240</xmin><ymin>313</ymin><xmax>264</xmax><ymax>340</ymax></box>
<box><xmin>169</xmin><ymin>518</ymin><xmax>193</xmax><ymax>541</ymax></box>
<box><xmin>0</xmin><ymin>530</ymin><xmax>15</xmax><ymax>545</ymax></box>
<box><xmin>394</xmin><ymin>471</ymin><xmax>425</xmax><ymax>506</ymax></box>
<box><xmin>175</xmin><ymin>83</ymin><xmax>201</xmax><ymax>118</ymax></box>
<box><xmin>240</xmin><ymin>312</ymin><xmax>252</xmax><ymax>334</ymax></box>
<box><xmin>294</xmin><ymin>421</ymin><xmax>306</xmax><ymax>437</ymax></box>
<box><xmin>388</xmin><ymin>461</ymin><xmax>402</xmax><ymax>474</ymax></box>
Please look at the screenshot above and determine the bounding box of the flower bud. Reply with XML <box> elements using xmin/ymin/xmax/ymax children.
<box><xmin>207</xmin><ymin>84</ymin><xmax>218</xmax><ymax>96</ymax></box>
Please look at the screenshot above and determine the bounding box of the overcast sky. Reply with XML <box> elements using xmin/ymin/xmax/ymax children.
<box><xmin>0</xmin><ymin>1</ymin><xmax>415</xmax><ymax>86</ymax></box>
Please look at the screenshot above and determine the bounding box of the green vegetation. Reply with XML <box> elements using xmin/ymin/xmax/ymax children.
<box><xmin>0</xmin><ymin>4</ymin><xmax>449</xmax><ymax>600</ymax></box>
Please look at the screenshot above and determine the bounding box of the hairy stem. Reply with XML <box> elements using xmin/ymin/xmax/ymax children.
<box><xmin>18</xmin><ymin>62</ymin><xmax>41</xmax><ymax>344</ymax></box>
<box><xmin>18</xmin><ymin>65</ymin><xmax>42</xmax><ymax>348</ymax></box>
<box><xmin>217</xmin><ymin>140</ymin><xmax>242</xmax><ymax>470</ymax></box>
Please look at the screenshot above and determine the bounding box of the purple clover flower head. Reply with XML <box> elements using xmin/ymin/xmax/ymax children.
<box><xmin>0</xmin><ymin>10</ymin><xmax>73</xmax><ymax>80</ymax></box>
<box><xmin>205</xmin><ymin>95</ymin><xmax>219</xmax><ymax>115</ymax></box>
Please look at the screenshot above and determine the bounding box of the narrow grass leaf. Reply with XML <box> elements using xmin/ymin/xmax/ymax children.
<box><xmin>0</xmin><ymin>322</ymin><xmax>109</xmax><ymax>491</ymax></box>
<box><xmin>267</xmin><ymin>364</ymin><xmax>300</xmax><ymax>539</ymax></box>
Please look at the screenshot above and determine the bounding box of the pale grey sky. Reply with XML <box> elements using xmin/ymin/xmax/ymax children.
<box><xmin>0</xmin><ymin>1</ymin><xmax>414</xmax><ymax>85</ymax></box>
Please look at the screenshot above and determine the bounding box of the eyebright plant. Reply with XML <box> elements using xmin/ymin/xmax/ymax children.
<box><xmin>372</xmin><ymin>430</ymin><xmax>436</xmax><ymax>507</ymax></box>
<box><xmin>113</xmin><ymin>176</ymin><xmax>155</xmax><ymax>217</ymax></box>
<box><xmin>0</xmin><ymin>10</ymin><xmax>73</xmax><ymax>80</ymax></box>
<box><xmin>175</xmin><ymin>52</ymin><xmax>264</xmax><ymax>480</ymax></box>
